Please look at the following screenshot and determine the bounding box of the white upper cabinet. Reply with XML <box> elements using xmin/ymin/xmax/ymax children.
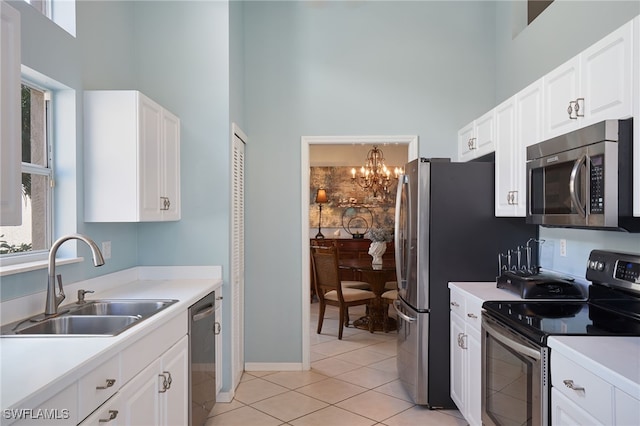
<box><xmin>0</xmin><ymin>1</ymin><xmax>22</xmax><ymax>226</ymax></box>
<box><xmin>84</xmin><ymin>91</ymin><xmax>181</xmax><ymax>222</ymax></box>
<box><xmin>495</xmin><ymin>79</ymin><xmax>544</xmax><ymax>217</ymax></box>
<box><xmin>543</xmin><ymin>20</ymin><xmax>634</xmax><ymax>140</ymax></box>
<box><xmin>458</xmin><ymin>109</ymin><xmax>495</xmax><ymax>162</ymax></box>
<box><xmin>494</xmin><ymin>96</ymin><xmax>518</xmax><ymax>217</ymax></box>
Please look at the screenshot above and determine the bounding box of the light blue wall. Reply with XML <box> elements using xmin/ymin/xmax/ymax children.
<box><xmin>242</xmin><ymin>0</ymin><xmax>497</xmax><ymax>362</ymax></box>
<box><xmin>493</xmin><ymin>1</ymin><xmax>640</xmax><ymax>278</ymax></box>
<box><xmin>3</xmin><ymin>0</ymin><xmax>235</xmax><ymax>393</ymax></box>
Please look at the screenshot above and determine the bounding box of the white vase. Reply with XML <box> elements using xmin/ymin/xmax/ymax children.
<box><xmin>369</xmin><ymin>241</ymin><xmax>386</xmax><ymax>265</ymax></box>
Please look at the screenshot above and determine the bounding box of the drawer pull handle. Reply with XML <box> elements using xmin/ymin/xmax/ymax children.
<box><xmin>96</xmin><ymin>379</ymin><xmax>116</xmax><ymax>390</ymax></box>
<box><xmin>99</xmin><ymin>410</ymin><xmax>118</xmax><ymax>423</ymax></box>
<box><xmin>467</xmin><ymin>313</ymin><xmax>478</xmax><ymax>319</ymax></box>
<box><xmin>450</xmin><ymin>302</ymin><xmax>459</xmax><ymax>307</ymax></box>
<box><xmin>563</xmin><ymin>379</ymin><xmax>585</xmax><ymax>392</ymax></box>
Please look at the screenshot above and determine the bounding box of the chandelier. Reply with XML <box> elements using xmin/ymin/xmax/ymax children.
<box><xmin>351</xmin><ymin>145</ymin><xmax>402</xmax><ymax>197</ymax></box>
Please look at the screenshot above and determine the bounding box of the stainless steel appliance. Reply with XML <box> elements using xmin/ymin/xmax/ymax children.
<box><xmin>393</xmin><ymin>158</ymin><xmax>537</xmax><ymax>407</ymax></box>
<box><xmin>481</xmin><ymin>250</ymin><xmax>640</xmax><ymax>426</ymax></box>
<box><xmin>189</xmin><ymin>291</ymin><xmax>217</xmax><ymax>426</ymax></box>
<box><xmin>526</xmin><ymin>118</ymin><xmax>639</xmax><ymax>231</ymax></box>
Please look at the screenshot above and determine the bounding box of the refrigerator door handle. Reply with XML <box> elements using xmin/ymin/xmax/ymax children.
<box><xmin>393</xmin><ymin>299</ymin><xmax>417</xmax><ymax>323</ymax></box>
<box><xmin>395</xmin><ymin>173</ymin><xmax>408</xmax><ymax>289</ymax></box>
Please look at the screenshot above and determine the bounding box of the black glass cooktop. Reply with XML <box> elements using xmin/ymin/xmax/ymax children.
<box><xmin>482</xmin><ymin>299</ymin><xmax>640</xmax><ymax>345</ymax></box>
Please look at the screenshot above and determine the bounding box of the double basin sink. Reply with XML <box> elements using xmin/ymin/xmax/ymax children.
<box><xmin>1</xmin><ymin>299</ymin><xmax>178</xmax><ymax>337</ymax></box>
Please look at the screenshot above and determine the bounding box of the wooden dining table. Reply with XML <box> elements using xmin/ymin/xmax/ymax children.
<box><xmin>339</xmin><ymin>258</ymin><xmax>397</xmax><ymax>332</ymax></box>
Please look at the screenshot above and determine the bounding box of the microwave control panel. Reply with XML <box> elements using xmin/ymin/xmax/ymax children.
<box><xmin>590</xmin><ymin>155</ymin><xmax>604</xmax><ymax>214</ymax></box>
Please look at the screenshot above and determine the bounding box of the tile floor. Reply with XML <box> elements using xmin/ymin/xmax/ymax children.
<box><xmin>206</xmin><ymin>303</ymin><xmax>466</xmax><ymax>425</ymax></box>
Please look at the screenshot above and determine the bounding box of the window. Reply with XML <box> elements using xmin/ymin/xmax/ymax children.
<box><xmin>0</xmin><ymin>83</ymin><xmax>53</xmax><ymax>262</ymax></box>
<box><xmin>23</xmin><ymin>0</ymin><xmax>51</xmax><ymax>19</ymax></box>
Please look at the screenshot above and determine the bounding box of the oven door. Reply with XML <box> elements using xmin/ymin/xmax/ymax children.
<box><xmin>481</xmin><ymin>314</ymin><xmax>548</xmax><ymax>426</ymax></box>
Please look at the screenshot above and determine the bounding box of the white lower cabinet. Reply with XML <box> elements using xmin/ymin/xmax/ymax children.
<box><xmin>551</xmin><ymin>388</ymin><xmax>604</xmax><ymax>426</ymax></box>
<box><xmin>449</xmin><ymin>288</ymin><xmax>482</xmax><ymax>426</ymax></box>
<box><xmin>80</xmin><ymin>336</ymin><xmax>188</xmax><ymax>426</ymax></box>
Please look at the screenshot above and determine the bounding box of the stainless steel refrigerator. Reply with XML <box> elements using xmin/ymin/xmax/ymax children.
<box><xmin>393</xmin><ymin>158</ymin><xmax>537</xmax><ymax>408</ymax></box>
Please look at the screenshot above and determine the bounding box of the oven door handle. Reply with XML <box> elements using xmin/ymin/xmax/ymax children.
<box><xmin>482</xmin><ymin>317</ymin><xmax>541</xmax><ymax>360</ymax></box>
<box><xmin>569</xmin><ymin>154</ymin><xmax>588</xmax><ymax>218</ymax></box>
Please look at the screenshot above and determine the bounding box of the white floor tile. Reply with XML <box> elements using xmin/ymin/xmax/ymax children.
<box><xmin>212</xmin><ymin>303</ymin><xmax>464</xmax><ymax>426</ymax></box>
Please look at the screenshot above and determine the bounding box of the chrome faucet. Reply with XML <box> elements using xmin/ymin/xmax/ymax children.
<box><xmin>45</xmin><ymin>234</ymin><xmax>105</xmax><ymax>316</ymax></box>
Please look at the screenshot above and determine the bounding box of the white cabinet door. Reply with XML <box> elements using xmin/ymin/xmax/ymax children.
<box><xmin>474</xmin><ymin>110</ymin><xmax>495</xmax><ymax>158</ymax></box>
<box><xmin>0</xmin><ymin>1</ymin><xmax>22</xmax><ymax>226</ymax></box>
<box><xmin>614</xmin><ymin>388</ymin><xmax>640</xmax><ymax>426</ymax></box>
<box><xmin>544</xmin><ymin>20</ymin><xmax>634</xmax><ymax>141</ymax></box>
<box><xmin>120</xmin><ymin>358</ymin><xmax>162</xmax><ymax>426</ymax></box>
<box><xmin>466</xmin><ymin>330</ymin><xmax>482</xmax><ymax>426</ymax></box>
<box><xmin>160</xmin><ymin>109</ymin><xmax>181</xmax><ymax>221</ymax></box>
<box><xmin>215</xmin><ymin>295</ymin><xmax>223</xmax><ymax>395</ymax></box>
<box><xmin>543</xmin><ymin>56</ymin><xmax>580</xmax><ymax>139</ymax></box>
<box><xmin>581</xmin><ymin>21</ymin><xmax>633</xmax><ymax>124</ymax></box>
<box><xmin>450</xmin><ymin>311</ymin><xmax>465</xmax><ymax>413</ymax></box>
<box><xmin>494</xmin><ymin>97</ymin><xmax>517</xmax><ymax>217</ymax></box>
<box><xmin>84</xmin><ymin>91</ymin><xmax>180</xmax><ymax>222</ymax></box>
<box><xmin>160</xmin><ymin>336</ymin><xmax>189</xmax><ymax>426</ymax></box>
<box><xmin>139</xmin><ymin>95</ymin><xmax>163</xmax><ymax>222</ymax></box>
<box><xmin>457</xmin><ymin>111</ymin><xmax>495</xmax><ymax>162</ymax></box>
<box><xmin>552</xmin><ymin>388</ymin><xmax>604</xmax><ymax>426</ymax></box>
<box><xmin>457</xmin><ymin>121</ymin><xmax>476</xmax><ymax>162</ymax></box>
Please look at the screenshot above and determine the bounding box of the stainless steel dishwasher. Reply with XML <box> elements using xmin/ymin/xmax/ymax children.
<box><xmin>189</xmin><ymin>291</ymin><xmax>217</xmax><ymax>426</ymax></box>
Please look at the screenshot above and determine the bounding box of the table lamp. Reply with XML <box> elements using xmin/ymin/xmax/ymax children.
<box><xmin>315</xmin><ymin>188</ymin><xmax>328</xmax><ymax>239</ymax></box>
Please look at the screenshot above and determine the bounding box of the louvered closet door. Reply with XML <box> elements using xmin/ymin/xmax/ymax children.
<box><xmin>231</xmin><ymin>126</ymin><xmax>246</xmax><ymax>390</ymax></box>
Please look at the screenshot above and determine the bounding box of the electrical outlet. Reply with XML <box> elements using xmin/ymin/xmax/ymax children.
<box><xmin>559</xmin><ymin>239</ymin><xmax>567</xmax><ymax>257</ymax></box>
<box><xmin>102</xmin><ymin>241</ymin><xmax>112</xmax><ymax>260</ymax></box>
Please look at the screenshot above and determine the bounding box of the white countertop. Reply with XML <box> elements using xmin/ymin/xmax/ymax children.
<box><xmin>548</xmin><ymin>336</ymin><xmax>640</xmax><ymax>400</ymax></box>
<box><xmin>0</xmin><ymin>267</ymin><xmax>222</xmax><ymax>413</ymax></box>
<box><xmin>448</xmin><ymin>281</ymin><xmax>525</xmax><ymax>303</ymax></box>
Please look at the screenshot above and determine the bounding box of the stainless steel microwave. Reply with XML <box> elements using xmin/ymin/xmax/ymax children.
<box><xmin>526</xmin><ymin>118</ymin><xmax>639</xmax><ymax>232</ymax></box>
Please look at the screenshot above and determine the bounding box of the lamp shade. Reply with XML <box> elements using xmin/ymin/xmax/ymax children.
<box><xmin>315</xmin><ymin>188</ymin><xmax>328</xmax><ymax>204</ymax></box>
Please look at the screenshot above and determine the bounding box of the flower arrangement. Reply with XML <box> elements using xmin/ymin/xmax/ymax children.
<box><xmin>366</xmin><ymin>227</ymin><xmax>392</xmax><ymax>242</ymax></box>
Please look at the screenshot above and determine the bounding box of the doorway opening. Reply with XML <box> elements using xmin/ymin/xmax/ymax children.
<box><xmin>300</xmin><ymin>135</ymin><xmax>418</xmax><ymax>369</ymax></box>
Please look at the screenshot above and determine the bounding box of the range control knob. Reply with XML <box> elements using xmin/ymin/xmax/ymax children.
<box><xmin>596</xmin><ymin>261</ymin><xmax>605</xmax><ymax>271</ymax></box>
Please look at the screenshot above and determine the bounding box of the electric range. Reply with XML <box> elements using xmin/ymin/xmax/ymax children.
<box><xmin>480</xmin><ymin>249</ymin><xmax>640</xmax><ymax>426</ymax></box>
<box><xmin>483</xmin><ymin>250</ymin><xmax>640</xmax><ymax>344</ymax></box>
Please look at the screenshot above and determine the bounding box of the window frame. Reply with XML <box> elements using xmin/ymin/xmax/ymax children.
<box><xmin>0</xmin><ymin>80</ymin><xmax>54</xmax><ymax>267</ymax></box>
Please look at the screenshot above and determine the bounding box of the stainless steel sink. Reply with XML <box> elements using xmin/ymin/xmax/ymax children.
<box><xmin>70</xmin><ymin>300</ymin><xmax>177</xmax><ymax>318</ymax></box>
<box><xmin>15</xmin><ymin>315</ymin><xmax>140</xmax><ymax>336</ymax></box>
<box><xmin>1</xmin><ymin>298</ymin><xmax>178</xmax><ymax>337</ymax></box>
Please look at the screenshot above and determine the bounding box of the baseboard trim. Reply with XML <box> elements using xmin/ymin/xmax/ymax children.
<box><xmin>245</xmin><ymin>362</ymin><xmax>305</xmax><ymax>371</ymax></box>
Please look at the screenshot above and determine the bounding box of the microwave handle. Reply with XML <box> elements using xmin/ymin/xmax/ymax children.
<box><xmin>569</xmin><ymin>154</ymin><xmax>587</xmax><ymax>218</ymax></box>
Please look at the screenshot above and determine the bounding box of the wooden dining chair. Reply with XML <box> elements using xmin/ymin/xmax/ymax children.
<box><xmin>310</xmin><ymin>245</ymin><xmax>376</xmax><ymax>339</ymax></box>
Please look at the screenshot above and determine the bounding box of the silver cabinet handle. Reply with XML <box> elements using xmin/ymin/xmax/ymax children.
<box><xmin>214</xmin><ymin>321</ymin><xmax>222</xmax><ymax>335</ymax></box>
<box><xmin>467</xmin><ymin>313</ymin><xmax>478</xmax><ymax>319</ymax></box>
<box><xmin>450</xmin><ymin>301</ymin><xmax>460</xmax><ymax>307</ymax></box>
<box><xmin>96</xmin><ymin>379</ymin><xmax>116</xmax><ymax>390</ymax></box>
<box><xmin>158</xmin><ymin>371</ymin><xmax>171</xmax><ymax>393</ymax></box>
<box><xmin>98</xmin><ymin>410</ymin><xmax>118</xmax><ymax>423</ymax></box>
<box><xmin>468</xmin><ymin>138</ymin><xmax>476</xmax><ymax>150</ymax></box>
<box><xmin>457</xmin><ymin>333</ymin><xmax>467</xmax><ymax>349</ymax></box>
<box><xmin>563</xmin><ymin>379</ymin><xmax>585</xmax><ymax>392</ymax></box>
<box><xmin>164</xmin><ymin>371</ymin><xmax>172</xmax><ymax>389</ymax></box>
<box><xmin>574</xmin><ymin>98</ymin><xmax>584</xmax><ymax>117</ymax></box>
<box><xmin>567</xmin><ymin>98</ymin><xmax>585</xmax><ymax>119</ymax></box>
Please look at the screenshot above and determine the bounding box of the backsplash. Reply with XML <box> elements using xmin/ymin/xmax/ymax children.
<box><xmin>539</xmin><ymin>227</ymin><xmax>640</xmax><ymax>278</ymax></box>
